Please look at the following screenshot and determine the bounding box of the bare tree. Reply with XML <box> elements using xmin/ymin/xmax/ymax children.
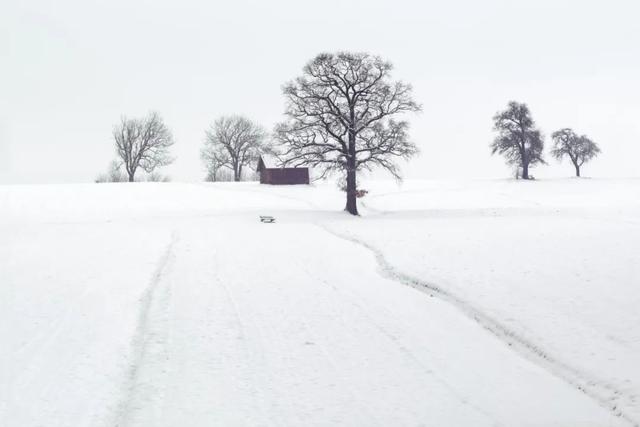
<box><xmin>202</xmin><ymin>116</ymin><xmax>266</xmax><ymax>182</ymax></box>
<box><xmin>491</xmin><ymin>101</ymin><xmax>545</xmax><ymax>180</ymax></box>
<box><xmin>274</xmin><ymin>52</ymin><xmax>420</xmax><ymax>215</ymax></box>
<box><xmin>113</xmin><ymin>111</ymin><xmax>175</xmax><ymax>182</ymax></box>
<box><xmin>551</xmin><ymin>128</ymin><xmax>600</xmax><ymax>177</ymax></box>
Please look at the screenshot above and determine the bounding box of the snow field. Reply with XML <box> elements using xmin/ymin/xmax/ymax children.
<box><xmin>1</xmin><ymin>179</ymin><xmax>637</xmax><ymax>426</ymax></box>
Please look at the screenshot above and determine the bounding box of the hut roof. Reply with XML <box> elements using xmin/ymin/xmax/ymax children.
<box><xmin>257</xmin><ymin>154</ymin><xmax>283</xmax><ymax>171</ymax></box>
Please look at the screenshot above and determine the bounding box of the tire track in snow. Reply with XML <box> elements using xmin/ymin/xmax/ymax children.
<box><xmin>318</xmin><ymin>224</ymin><xmax>639</xmax><ymax>427</ymax></box>
<box><xmin>113</xmin><ymin>231</ymin><xmax>178</xmax><ymax>427</ymax></box>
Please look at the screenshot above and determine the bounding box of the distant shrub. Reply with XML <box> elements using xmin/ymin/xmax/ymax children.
<box><xmin>95</xmin><ymin>160</ymin><xmax>127</xmax><ymax>183</ymax></box>
<box><xmin>145</xmin><ymin>171</ymin><xmax>171</xmax><ymax>182</ymax></box>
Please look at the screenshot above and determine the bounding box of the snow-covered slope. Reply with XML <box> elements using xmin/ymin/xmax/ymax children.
<box><xmin>1</xmin><ymin>179</ymin><xmax>638</xmax><ymax>426</ymax></box>
<box><xmin>338</xmin><ymin>179</ymin><xmax>640</xmax><ymax>424</ymax></box>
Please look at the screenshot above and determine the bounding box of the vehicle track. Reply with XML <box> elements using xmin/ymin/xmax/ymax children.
<box><xmin>113</xmin><ymin>231</ymin><xmax>178</xmax><ymax>427</ymax></box>
<box><xmin>318</xmin><ymin>224</ymin><xmax>639</xmax><ymax>427</ymax></box>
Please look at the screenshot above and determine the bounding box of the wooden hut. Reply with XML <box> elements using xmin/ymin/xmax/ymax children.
<box><xmin>256</xmin><ymin>155</ymin><xmax>309</xmax><ymax>185</ymax></box>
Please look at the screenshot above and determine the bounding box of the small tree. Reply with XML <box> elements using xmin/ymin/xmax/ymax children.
<box><xmin>202</xmin><ymin>116</ymin><xmax>266</xmax><ymax>182</ymax></box>
<box><xmin>200</xmin><ymin>143</ymin><xmax>229</xmax><ymax>182</ymax></box>
<box><xmin>551</xmin><ymin>128</ymin><xmax>600</xmax><ymax>177</ymax></box>
<box><xmin>275</xmin><ymin>52</ymin><xmax>420</xmax><ymax>215</ymax></box>
<box><xmin>107</xmin><ymin>161</ymin><xmax>122</xmax><ymax>182</ymax></box>
<box><xmin>95</xmin><ymin>160</ymin><xmax>127</xmax><ymax>183</ymax></box>
<box><xmin>491</xmin><ymin>101</ymin><xmax>545</xmax><ymax>179</ymax></box>
<box><xmin>113</xmin><ymin>111</ymin><xmax>175</xmax><ymax>182</ymax></box>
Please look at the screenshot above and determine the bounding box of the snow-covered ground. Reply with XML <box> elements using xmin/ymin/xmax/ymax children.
<box><xmin>1</xmin><ymin>179</ymin><xmax>638</xmax><ymax>426</ymax></box>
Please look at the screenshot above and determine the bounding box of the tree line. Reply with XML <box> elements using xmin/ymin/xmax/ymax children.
<box><xmin>491</xmin><ymin>101</ymin><xmax>601</xmax><ymax>179</ymax></box>
<box><xmin>97</xmin><ymin>52</ymin><xmax>602</xmax><ymax>214</ymax></box>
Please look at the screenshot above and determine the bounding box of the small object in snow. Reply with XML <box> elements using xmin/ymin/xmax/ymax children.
<box><xmin>260</xmin><ymin>216</ymin><xmax>275</xmax><ymax>223</ymax></box>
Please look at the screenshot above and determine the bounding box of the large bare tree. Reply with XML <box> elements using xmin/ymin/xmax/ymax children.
<box><xmin>113</xmin><ymin>111</ymin><xmax>174</xmax><ymax>182</ymax></box>
<box><xmin>202</xmin><ymin>116</ymin><xmax>266</xmax><ymax>182</ymax></box>
<box><xmin>274</xmin><ymin>52</ymin><xmax>420</xmax><ymax>215</ymax></box>
<box><xmin>551</xmin><ymin>128</ymin><xmax>600</xmax><ymax>177</ymax></box>
<box><xmin>491</xmin><ymin>101</ymin><xmax>545</xmax><ymax>179</ymax></box>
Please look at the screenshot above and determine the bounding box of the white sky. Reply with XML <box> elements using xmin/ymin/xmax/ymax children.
<box><xmin>1</xmin><ymin>0</ymin><xmax>639</xmax><ymax>184</ymax></box>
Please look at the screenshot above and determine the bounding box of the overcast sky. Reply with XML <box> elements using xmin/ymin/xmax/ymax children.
<box><xmin>1</xmin><ymin>0</ymin><xmax>639</xmax><ymax>184</ymax></box>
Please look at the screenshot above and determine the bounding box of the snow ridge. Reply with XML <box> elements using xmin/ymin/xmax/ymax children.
<box><xmin>113</xmin><ymin>231</ymin><xmax>178</xmax><ymax>427</ymax></box>
<box><xmin>319</xmin><ymin>224</ymin><xmax>639</xmax><ymax>427</ymax></box>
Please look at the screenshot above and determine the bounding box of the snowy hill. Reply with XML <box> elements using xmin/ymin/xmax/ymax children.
<box><xmin>1</xmin><ymin>179</ymin><xmax>639</xmax><ymax>426</ymax></box>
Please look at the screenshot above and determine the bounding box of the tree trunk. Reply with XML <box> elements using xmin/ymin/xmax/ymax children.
<box><xmin>521</xmin><ymin>161</ymin><xmax>529</xmax><ymax>180</ymax></box>
<box><xmin>345</xmin><ymin>166</ymin><xmax>358</xmax><ymax>215</ymax></box>
<box><xmin>345</xmin><ymin>107</ymin><xmax>359</xmax><ymax>215</ymax></box>
<box><xmin>519</xmin><ymin>145</ymin><xmax>529</xmax><ymax>180</ymax></box>
<box><xmin>345</xmin><ymin>139</ymin><xmax>358</xmax><ymax>215</ymax></box>
<box><xmin>128</xmin><ymin>172</ymin><xmax>135</xmax><ymax>182</ymax></box>
<box><xmin>234</xmin><ymin>164</ymin><xmax>241</xmax><ymax>182</ymax></box>
<box><xmin>574</xmin><ymin>162</ymin><xmax>581</xmax><ymax>177</ymax></box>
